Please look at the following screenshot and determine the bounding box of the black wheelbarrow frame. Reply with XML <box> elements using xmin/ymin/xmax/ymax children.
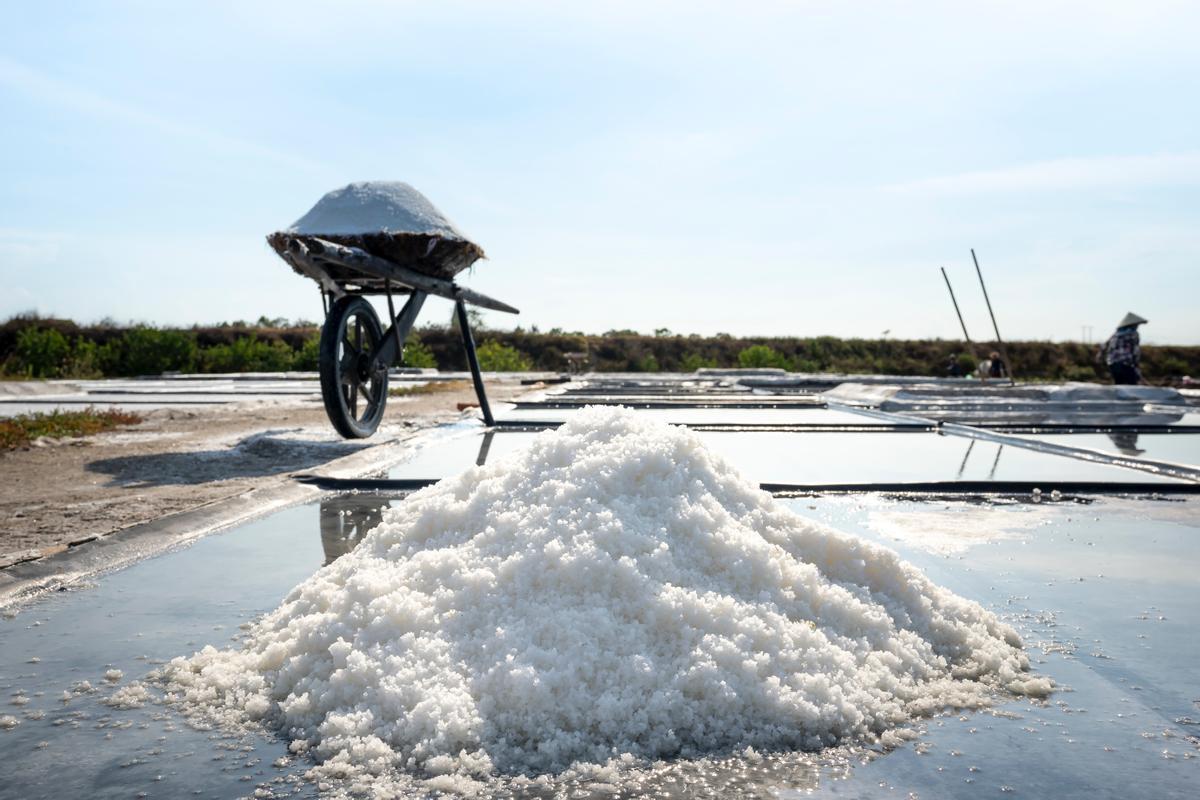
<box><xmin>274</xmin><ymin>234</ymin><xmax>518</xmax><ymax>439</ymax></box>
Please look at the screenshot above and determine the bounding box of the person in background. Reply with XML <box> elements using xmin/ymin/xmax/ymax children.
<box><xmin>1098</xmin><ymin>312</ymin><xmax>1148</xmax><ymax>385</ymax></box>
<box><xmin>987</xmin><ymin>351</ymin><xmax>1008</xmax><ymax>380</ymax></box>
<box><xmin>945</xmin><ymin>353</ymin><xmax>963</xmax><ymax>377</ymax></box>
<box><xmin>977</xmin><ymin>352</ymin><xmax>1008</xmax><ymax>383</ymax></box>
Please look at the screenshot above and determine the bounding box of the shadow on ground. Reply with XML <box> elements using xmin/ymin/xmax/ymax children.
<box><xmin>86</xmin><ymin>430</ymin><xmax>372</xmax><ymax>487</ymax></box>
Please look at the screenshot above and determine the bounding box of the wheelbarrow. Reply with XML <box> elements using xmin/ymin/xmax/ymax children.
<box><xmin>267</xmin><ymin>182</ymin><xmax>518</xmax><ymax>439</ymax></box>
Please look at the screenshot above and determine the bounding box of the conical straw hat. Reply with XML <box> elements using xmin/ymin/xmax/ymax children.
<box><xmin>1118</xmin><ymin>312</ymin><xmax>1148</xmax><ymax>327</ymax></box>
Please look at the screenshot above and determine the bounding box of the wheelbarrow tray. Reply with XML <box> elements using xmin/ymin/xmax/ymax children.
<box><xmin>266</xmin><ymin>231</ymin><xmax>483</xmax><ymax>289</ymax></box>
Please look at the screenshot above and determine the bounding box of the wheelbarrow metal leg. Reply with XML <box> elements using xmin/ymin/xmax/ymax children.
<box><xmin>385</xmin><ymin>280</ymin><xmax>401</xmax><ymax>358</ymax></box>
<box><xmin>455</xmin><ymin>297</ymin><xmax>494</xmax><ymax>426</ymax></box>
<box><xmin>376</xmin><ymin>290</ymin><xmax>428</xmax><ymax>367</ymax></box>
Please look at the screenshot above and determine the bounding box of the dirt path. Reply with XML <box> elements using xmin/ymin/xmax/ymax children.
<box><xmin>0</xmin><ymin>379</ymin><xmax>532</xmax><ymax>568</ymax></box>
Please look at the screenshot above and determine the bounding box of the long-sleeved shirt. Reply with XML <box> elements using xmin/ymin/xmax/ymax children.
<box><xmin>1103</xmin><ymin>327</ymin><xmax>1140</xmax><ymax>367</ymax></box>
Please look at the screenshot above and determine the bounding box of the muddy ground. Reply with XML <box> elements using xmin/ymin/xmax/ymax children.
<box><xmin>0</xmin><ymin>380</ymin><xmax>531</xmax><ymax>569</ymax></box>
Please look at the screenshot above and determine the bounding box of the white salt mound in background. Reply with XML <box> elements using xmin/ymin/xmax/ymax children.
<box><xmin>289</xmin><ymin>181</ymin><xmax>469</xmax><ymax>239</ymax></box>
<box><xmin>162</xmin><ymin>407</ymin><xmax>1049</xmax><ymax>781</ymax></box>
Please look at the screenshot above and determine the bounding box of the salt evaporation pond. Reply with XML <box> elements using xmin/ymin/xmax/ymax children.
<box><xmin>160</xmin><ymin>408</ymin><xmax>1046</xmax><ymax>793</ymax></box>
<box><xmin>1015</xmin><ymin>432</ymin><xmax>1200</xmax><ymax>467</ymax></box>
<box><xmin>1</xmin><ymin>412</ymin><xmax>1198</xmax><ymax>798</ymax></box>
<box><xmin>388</xmin><ymin>428</ymin><xmax>1187</xmax><ymax>486</ymax></box>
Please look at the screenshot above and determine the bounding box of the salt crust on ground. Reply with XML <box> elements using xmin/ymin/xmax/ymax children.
<box><xmin>289</xmin><ymin>181</ymin><xmax>468</xmax><ymax>239</ymax></box>
<box><xmin>103</xmin><ymin>682</ymin><xmax>152</xmax><ymax>710</ymax></box>
<box><xmin>161</xmin><ymin>407</ymin><xmax>1049</xmax><ymax>788</ymax></box>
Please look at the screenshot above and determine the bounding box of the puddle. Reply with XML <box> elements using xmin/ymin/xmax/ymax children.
<box><xmin>783</xmin><ymin>495</ymin><xmax>1200</xmax><ymax>798</ymax></box>
<box><xmin>0</xmin><ymin>501</ymin><xmax>397</xmax><ymax>800</ymax></box>
<box><xmin>388</xmin><ymin>429</ymin><xmax>1188</xmax><ymax>485</ymax></box>
<box><xmin>497</xmin><ymin>406</ymin><xmax>894</xmax><ymax>426</ymax></box>
<box><xmin>1014</xmin><ymin>432</ymin><xmax>1200</xmax><ymax>467</ymax></box>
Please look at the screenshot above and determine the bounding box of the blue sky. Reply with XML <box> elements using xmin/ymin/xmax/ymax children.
<box><xmin>2</xmin><ymin>1</ymin><xmax>1198</xmax><ymax>343</ymax></box>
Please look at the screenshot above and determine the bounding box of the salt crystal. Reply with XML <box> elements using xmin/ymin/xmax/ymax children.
<box><xmin>104</xmin><ymin>683</ymin><xmax>152</xmax><ymax>710</ymax></box>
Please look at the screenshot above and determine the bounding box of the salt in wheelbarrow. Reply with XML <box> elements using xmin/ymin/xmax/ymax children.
<box><xmin>267</xmin><ymin>181</ymin><xmax>518</xmax><ymax>438</ymax></box>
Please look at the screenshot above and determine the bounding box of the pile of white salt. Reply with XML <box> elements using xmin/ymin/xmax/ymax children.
<box><xmin>288</xmin><ymin>181</ymin><xmax>470</xmax><ymax>239</ymax></box>
<box><xmin>162</xmin><ymin>407</ymin><xmax>1049</xmax><ymax>783</ymax></box>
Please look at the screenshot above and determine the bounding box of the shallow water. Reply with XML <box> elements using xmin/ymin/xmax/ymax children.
<box><xmin>1015</xmin><ymin>432</ymin><xmax>1200</xmax><ymax>467</ymax></box>
<box><xmin>496</xmin><ymin>406</ymin><xmax>897</xmax><ymax>426</ymax></box>
<box><xmin>2</xmin><ymin>492</ymin><xmax>1197</xmax><ymax>798</ymax></box>
<box><xmin>0</xmin><ymin>503</ymin><xmax>346</xmax><ymax>800</ymax></box>
<box><xmin>785</xmin><ymin>495</ymin><xmax>1200</xmax><ymax>798</ymax></box>
<box><xmin>389</xmin><ymin>429</ymin><xmax>1189</xmax><ymax>485</ymax></box>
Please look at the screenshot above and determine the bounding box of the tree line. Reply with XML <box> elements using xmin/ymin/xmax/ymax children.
<box><xmin>1</xmin><ymin>314</ymin><xmax>1196</xmax><ymax>383</ymax></box>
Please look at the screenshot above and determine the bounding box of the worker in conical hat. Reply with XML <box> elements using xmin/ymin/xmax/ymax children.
<box><xmin>1097</xmin><ymin>312</ymin><xmax>1148</xmax><ymax>385</ymax></box>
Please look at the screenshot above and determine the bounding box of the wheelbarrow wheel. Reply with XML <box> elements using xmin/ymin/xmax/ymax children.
<box><xmin>319</xmin><ymin>296</ymin><xmax>389</xmax><ymax>438</ymax></box>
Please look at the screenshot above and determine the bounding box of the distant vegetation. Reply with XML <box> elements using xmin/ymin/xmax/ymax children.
<box><xmin>475</xmin><ymin>341</ymin><xmax>533</xmax><ymax>372</ymax></box>
<box><xmin>737</xmin><ymin>344</ymin><xmax>794</xmax><ymax>370</ymax></box>
<box><xmin>400</xmin><ymin>333</ymin><xmax>437</xmax><ymax>369</ymax></box>
<box><xmin>1</xmin><ymin>313</ymin><xmax>1197</xmax><ymax>384</ymax></box>
<box><xmin>1</xmin><ymin>316</ymin><xmax>321</xmax><ymax>378</ymax></box>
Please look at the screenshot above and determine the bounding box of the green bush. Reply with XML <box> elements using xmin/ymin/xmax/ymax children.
<box><xmin>1156</xmin><ymin>356</ymin><xmax>1190</xmax><ymax>377</ymax></box>
<box><xmin>737</xmin><ymin>344</ymin><xmax>793</xmax><ymax>370</ymax></box>
<box><xmin>65</xmin><ymin>337</ymin><xmax>101</xmax><ymax>378</ymax></box>
<box><xmin>97</xmin><ymin>327</ymin><xmax>197</xmax><ymax>376</ymax></box>
<box><xmin>793</xmin><ymin>358</ymin><xmax>821</xmax><ymax>373</ymax></box>
<box><xmin>956</xmin><ymin>353</ymin><xmax>977</xmax><ymax>376</ymax></box>
<box><xmin>1062</xmin><ymin>364</ymin><xmax>1099</xmax><ymax>382</ymax></box>
<box><xmin>199</xmin><ymin>337</ymin><xmax>294</xmax><ymax>373</ymax></box>
<box><xmin>292</xmin><ymin>335</ymin><xmax>321</xmax><ymax>371</ymax></box>
<box><xmin>680</xmin><ymin>352</ymin><xmax>717</xmax><ymax>371</ymax></box>
<box><xmin>402</xmin><ymin>334</ymin><xmax>437</xmax><ymax>369</ymax></box>
<box><xmin>476</xmin><ymin>340</ymin><xmax>532</xmax><ymax>371</ymax></box>
<box><xmin>635</xmin><ymin>353</ymin><xmax>661</xmax><ymax>372</ymax></box>
<box><xmin>12</xmin><ymin>327</ymin><xmax>71</xmax><ymax>377</ymax></box>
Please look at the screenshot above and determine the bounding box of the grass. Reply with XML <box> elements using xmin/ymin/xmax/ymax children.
<box><xmin>0</xmin><ymin>407</ymin><xmax>143</xmax><ymax>450</ymax></box>
<box><xmin>388</xmin><ymin>379</ymin><xmax>471</xmax><ymax>398</ymax></box>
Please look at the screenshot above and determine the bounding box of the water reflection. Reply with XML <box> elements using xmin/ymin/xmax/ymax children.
<box><xmin>955</xmin><ymin>439</ymin><xmax>975</xmax><ymax>478</ymax></box>
<box><xmin>319</xmin><ymin>495</ymin><xmax>386</xmax><ymax>565</ymax></box>
<box><xmin>988</xmin><ymin>443</ymin><xmax>1004</xmax><ymax>479</ymax></box>
<box><xmin>955</xmin><ymin>439</ymin><xmax>1004</xmax><ymax>480</ymax></box>
<box><xmin>392</xmin><ymin>429</ymin><xmax>1188</xmax><ymax>486</ymax></box>
<box><xmin>477</xmin><ymin>429</ymin><xmax>497</xmax><ymax>466</ymax></box>
<box><xmin>1106</xmin><ymin>430</ymin><xmax>1146</xmax><ymax>456</ymax></box>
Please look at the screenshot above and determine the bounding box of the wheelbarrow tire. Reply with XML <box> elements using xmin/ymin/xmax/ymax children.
<box><xmin>319</xmin><ymin>295</ymin><xmax>389</xmax><ymax>438</ymax></box>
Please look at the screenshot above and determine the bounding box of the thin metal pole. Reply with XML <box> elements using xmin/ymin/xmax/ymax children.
<box><xmin>971</xmin><ymin>249</ymin><xmax>1014</xmax><ymax>382</ymax></box>
<box><xmin>455</xmin><ymin>297</ymin><xmax>494</xmax><ymax>426</ymax></box>
<box><xmin>940</xmin><ymin>267</ymin><xmax>977</xmax><ymax>367</ymax></box>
